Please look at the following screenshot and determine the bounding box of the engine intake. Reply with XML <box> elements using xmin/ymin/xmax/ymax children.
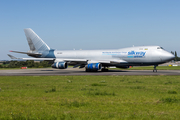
<box><xmin>52</xmin><ymin>62</ymin><xmax>68</xmax><ymax>69</ymax></box>
<box><xmin>86</xmin><ymin>63</ymin><xmax>102</xmax><ymax>72</ymax></box>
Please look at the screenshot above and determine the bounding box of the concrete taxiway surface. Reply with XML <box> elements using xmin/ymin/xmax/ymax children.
<box><xmin>0</xmin><ymin>68</ymin><xmax>180</xmax><ymax>76</ymax></box>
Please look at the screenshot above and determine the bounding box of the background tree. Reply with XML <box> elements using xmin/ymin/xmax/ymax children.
<box><xmin>7</xmin><ymin>60</ymin><xmax>51</xmax><ymax>68</ymax></box>
<box><xmin>26</xmin><ymin>60</ymin><xmax>34</xmax><ymax>68</ymax></box>
<box><xmin>174</xmin><ymin>51</ymin><xmax>178</xmax><ymax>61</ymax></box>
<box><xmin>8</xmin><ymin>61</ymin><xmax>17</xmax><ymax>68</ymax></box>
<box><xmin>171</xmin><ymin>51</ymin><xmax>180</xmax><ymax>61</ymax></box>
<box><xmin>171</xmin><ymin>51</ymin><xmax>174</xmax><ymax>55</ymax></box>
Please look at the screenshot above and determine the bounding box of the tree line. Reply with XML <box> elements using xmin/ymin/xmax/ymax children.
<box><xmin>0</xmin><ymin>60</ymin><xmax>52</xmax><ymax>68</ymax></box>
<box><xmin>171</xmin><ymin>51</ymin><xmax>180</xmax><ymax>61</ymax></box>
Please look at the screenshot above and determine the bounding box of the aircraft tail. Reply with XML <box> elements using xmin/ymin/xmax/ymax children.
<box><xmin>24</xmin><ymin>28</ymin><xmax>50</xmax><ymax>51</ymax></box>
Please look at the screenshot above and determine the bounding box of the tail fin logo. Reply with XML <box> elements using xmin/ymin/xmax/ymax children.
<box><xmin>27</xmin><ymin>37</ymin><xmax>36</xmax><ymax>51</ymax></box>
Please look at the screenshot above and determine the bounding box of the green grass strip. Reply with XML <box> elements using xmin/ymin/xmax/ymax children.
<box><xmin>0</xmin><ymin>76</ymin><xmax>180</xmax><ymax>119</ymax></box>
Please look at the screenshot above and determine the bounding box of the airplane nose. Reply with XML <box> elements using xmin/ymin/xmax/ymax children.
<box><xmin>160</xmin><ymin>52</ymin><xmax>175</xmax><ymax>62</ymax></box>
<box><xmin>170</xmin><ymin>54</ymin><xmax>175</xmax><ymax>60</ymax></box>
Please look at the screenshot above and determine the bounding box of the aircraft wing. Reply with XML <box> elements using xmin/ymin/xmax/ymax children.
<box><xmin>60</xmin><ymin>59</ymin><xmax>87</xmax><ymax>62</ymax></box>
<box><xmin>87</xmin><ymin>59</ymin><xmax>128</xmax><ymax>64</ymax></box>
<box><xmin>21</xmin><ymin>58</ymin><xmax>55</xmax><ymax>60</ymax></box>
<box><xmin>57</xmin><ymin>59</ymin><xmax>128</xmax><ymax>68</ymax></box>
<box><xmin>110</xmin><ymin>59</ymin><xmax>128</xmax><ymax>63</ymax></box>
<box><xmin>8</xmin><ymin>54</ymin><xmax>128</xmax><ymax>69</ymax></box>
<box><xmin>8</xmin><ymin>54</ymin><xmax>55</xmax><ymax>61</ymax></box>
<box><xmin>7</xmin><ymin>54</ymin><xmax>18</xmax><ymax>59</ymax></box>
<box><xmin>55</xmin><ymin>59</ymin><xmax>127</xmax><ymax>64</ymax></box>
<box><xmin>7</xmin><ymin>55</ymin><xmax>87</xmax><ymax>62</ymax></box>
<box><xmin>8</xmin><ymin>54</ymin><xmax>128</xmax><ymax>63</ymax></box>
<box><xmin>7</xmin><ymin>55</ymin><xmax>86</xmax><ymax>62</ymax></box>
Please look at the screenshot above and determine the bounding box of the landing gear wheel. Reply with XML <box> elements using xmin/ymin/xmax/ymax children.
<box><xmin>101</xmin><ymin>66</ymin><xmax>108</xmax><ymax>72</ymax></box>
<box><xmin>153</xmin><ymin>65</ymin><xmax>158</xmax><ymax>72</ymax></box>
<box><xmin>85</xmin><ymin>68</ymin><xmax>98</xmax><ymax>72</ymax></box>
<box><xmin>85</xmin><ymin>68</ymin><xmax>89</xmax><ymax>72</ymax></box>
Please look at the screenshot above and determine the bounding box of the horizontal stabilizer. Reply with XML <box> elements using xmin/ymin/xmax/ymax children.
<box><xmin>10</xmin><ymin>50</ymin><xmax>42</xmax><ymax>56</ymax></box>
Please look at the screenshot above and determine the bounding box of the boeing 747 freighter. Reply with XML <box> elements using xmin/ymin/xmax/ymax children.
<box><xmin>8</xmin><ymin>28</ymin><xmax>175</xmax><ymax>72</ymax></box>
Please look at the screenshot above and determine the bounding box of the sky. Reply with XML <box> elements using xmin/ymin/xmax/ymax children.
<box><xmin>0</xmin><ymin>0</ymin><xmax>180</xmax><ymax>60</ymax></box>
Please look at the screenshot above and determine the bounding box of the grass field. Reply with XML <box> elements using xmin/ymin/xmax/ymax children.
<box><xmin>0</xmin><ymin>76</ymin><xmax>180</xmax><ymax>119</ymax></box>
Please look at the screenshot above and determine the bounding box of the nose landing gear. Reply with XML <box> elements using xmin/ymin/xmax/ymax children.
<box><xmin>153</xmin><ymin>65</ymin><xmax>157</xmax><ymax>72</ymax></box>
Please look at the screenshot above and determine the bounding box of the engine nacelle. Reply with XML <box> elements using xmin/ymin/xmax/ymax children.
<box><xmin>51</xmin><ymin>62</ymin><xmax>68</xmax><ymax>69</ymax></box>
<box><xmin>86</xmin><ymin>63</ymin><xmax>102</xmax><ymax>72</ymax></box>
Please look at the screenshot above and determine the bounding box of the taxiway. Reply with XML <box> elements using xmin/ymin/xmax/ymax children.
<box><xmin>0</xmin><ymin>68</ymin><xmax>180</xmax><ymax>76</ymax></box>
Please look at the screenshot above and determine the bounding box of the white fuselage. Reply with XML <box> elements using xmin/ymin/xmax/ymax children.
<box><xmin>47</xmin><ymin>46</ymin><xmax>174</xmax><ymax>66</ymax></box>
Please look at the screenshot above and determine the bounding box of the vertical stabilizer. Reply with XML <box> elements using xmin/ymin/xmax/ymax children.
<box><xmin>24</xmin><ymin>28</ymin><xmax>50</xmax><ymax>51</ymax></box>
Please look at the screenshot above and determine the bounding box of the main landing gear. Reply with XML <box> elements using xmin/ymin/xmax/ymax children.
<box><xmin>153</xmin><ymin>65</ymin><xmax>157</xmax><ymax>72</ymax></box>
<box><xmin>101</xmin><ymin>67</ymin><xmax>108</xmax><ymax>72</ymax></box>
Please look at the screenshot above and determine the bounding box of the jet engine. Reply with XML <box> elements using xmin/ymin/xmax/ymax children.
<box><xmin>51</xmin><ymin>62</ymin><xmax>68</xmax><ymax>69</ymax></box>
<box><xmin>85</xmin><ymin>63</ymin><xmax>102</xmax><ymax>72</ymax></box>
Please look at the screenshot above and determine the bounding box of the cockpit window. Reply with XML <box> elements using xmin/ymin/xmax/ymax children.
<box><xmin>157</xmin><ymin>47</ymin><xmax>164</xmax><ymax>49</ymax></box>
